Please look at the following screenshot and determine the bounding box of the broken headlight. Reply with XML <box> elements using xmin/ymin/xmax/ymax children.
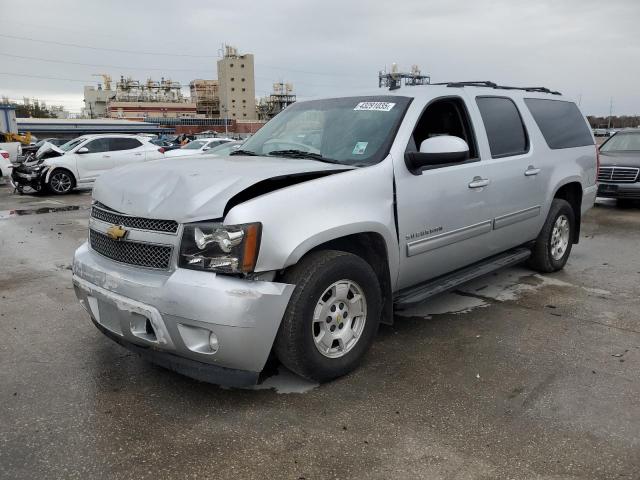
<box><xmin>179</xmin><ymin>222</ymin><xmax>262</xmax><ymax>274</ymax></box>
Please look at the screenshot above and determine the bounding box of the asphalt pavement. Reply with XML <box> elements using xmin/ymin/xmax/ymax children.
<box><xmin>1</xmin><ymin>183</ymin><xmax>639</xmax><ymax>479</ymax></box>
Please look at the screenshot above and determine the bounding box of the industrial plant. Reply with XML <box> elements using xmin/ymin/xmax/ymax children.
<box><xmin>78</xmin><ymin>45</ymin><xmax>293</xmax><ymax>136</ymax></box>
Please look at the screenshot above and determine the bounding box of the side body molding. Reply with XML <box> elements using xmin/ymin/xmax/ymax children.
<box><xmin>406</xmin><ymin>220</ymin><xmax>493</xmax><ymax>257</ymax></box>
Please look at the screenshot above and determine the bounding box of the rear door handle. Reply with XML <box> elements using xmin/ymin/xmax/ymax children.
<box><xmin>102</xmin><ymin>155</ymin><xmax>111</xmax><ymax>158</ymax></box>
<box><xmin>468</xmin><ymin>177</ymin><xmax>490</xmax><ymax>189</ymax></box>
<box><xmin>525</xmin><ymin>166</ymin><xmax>541</xmax><ymax>176</ymax></box>
<box><xmin>134</xmin><ymin>153</ymin><xmax>143</xmax><ymax>156</ymax></box>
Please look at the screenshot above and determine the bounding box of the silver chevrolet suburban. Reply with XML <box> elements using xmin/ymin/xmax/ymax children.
<box><xmin>72</xmin><ymin>81</ymin><xmax>598</xmax><ymax>386</ymax></box>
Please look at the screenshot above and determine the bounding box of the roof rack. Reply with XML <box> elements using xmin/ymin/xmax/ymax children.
<box><xmin>433</xmin><ymin>81</ymin><xmax>561</xmax><ymax>95</ymax></box>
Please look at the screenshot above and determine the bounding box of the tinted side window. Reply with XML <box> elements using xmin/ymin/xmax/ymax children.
<box><xmin>109</xmin><ymin>138</ymin><xmax>143</xmax><ymax>151</ymax></box>
<box><xmin>83</xmin><ymin>138</ymin><xmax>110</xmax><ymax>153</ymax></box>
<box><xmin>524</xmin><ymin>99</ymin><xmax>593</xmax><ymax>149</ymax></box>
<box><xmin>476</xmin><ymin>97</ymin><xmax>528</xmax><ymax>158</ymax></box>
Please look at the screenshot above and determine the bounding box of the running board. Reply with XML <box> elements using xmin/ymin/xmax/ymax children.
<box><xmin>394</xmin><ymin>248</ymin><xmax>531</xmax><ymax>308</ymax></box>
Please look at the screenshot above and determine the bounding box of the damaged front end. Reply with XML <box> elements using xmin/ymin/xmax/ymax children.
<box><xmin>11</xmin><ymin>147</ymin><xmax>63</xmax><ymax>193</ymax></box>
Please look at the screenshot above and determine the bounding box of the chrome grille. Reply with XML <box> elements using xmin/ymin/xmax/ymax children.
<box><xmin>598</xmin><ymin>166</ymin><xmax>639</xmax><ymax>183</ymax></box>
<box><xmin>91</xmin><ymin>205</ymin><xmax>178</xmax><ymax>233</ymax></box>
<box><xmin>89</xmin><ymin>230</ymin><xmax>172</xmax><ymax>269</ymax></box>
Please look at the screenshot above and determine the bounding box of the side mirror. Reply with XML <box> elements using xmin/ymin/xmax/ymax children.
<box><xmin>202</xmin><ymin>146</ymin><xmax>210</xmax><ymax>151</ymax></box>
<box><xmin>404</xmin><ymin>136</ymin><xmax>469</xmax><ymax>174</ymax></box>
<box><xmin>76</xmin><ymin>147</ymin><xmax>89</xmax><ymax>154</ymax></box>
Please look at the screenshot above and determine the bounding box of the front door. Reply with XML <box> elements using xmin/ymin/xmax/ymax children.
<box><xmin>394</xmin><ymin>96</ymin><xmax>495</xmax><ymax>290</ymax></box>
<box><xmin>75</xmin><ymin>138</ymin><xmax>115</xmax><ymax>182</ymax></box>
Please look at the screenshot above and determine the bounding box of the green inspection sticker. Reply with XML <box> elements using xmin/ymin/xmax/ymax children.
<box><xmin>352</xmin><ymin>142</ymin><xmax>368</xmax><ymax>155</ymax></box>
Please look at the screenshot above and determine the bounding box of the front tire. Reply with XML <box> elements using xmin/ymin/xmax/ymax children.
<box><xmin>528</xmin><ymin>198</ymin><xmax>575</xmax><ymax>273</ymax></box>
<box><xmin>274</xmin><ymin>250</ymin><xmax>381</xmax><ymax>382</ymax></box>
<box><xmin>47</xmin><ymin>169</ymin><xmax>75</xmax><ymax>195</ymax></box>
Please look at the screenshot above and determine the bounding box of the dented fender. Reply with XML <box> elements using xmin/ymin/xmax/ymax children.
<box><xmin>224</xmin><ymin>158</ymin><xmax>400</xmax><ymax>288</ymax></box>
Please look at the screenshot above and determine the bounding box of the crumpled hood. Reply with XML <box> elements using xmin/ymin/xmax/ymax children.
<box><xmin>92</xmin><ymin>155</ymin><xmax>350</xmax><ymax>222</ymax></box>
<box><xmin>37</xmin><ymin>143</ymin><xmax>65</xmax><ymax>159</ymax></box>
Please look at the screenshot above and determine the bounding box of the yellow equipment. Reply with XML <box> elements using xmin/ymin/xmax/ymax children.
<box><xmin>3</xmin><ymin>132</ymin><xmax>32</xmax><ymax>145</ymax></box>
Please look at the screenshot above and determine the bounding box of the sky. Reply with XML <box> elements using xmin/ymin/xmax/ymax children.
<box><xmin>0</xmin><ymin>0</ymin><xmax>638</xmax><ymax>116</ymax></box>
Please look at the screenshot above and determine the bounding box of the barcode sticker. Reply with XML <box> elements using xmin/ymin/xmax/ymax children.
<box><xmin>354</xmin><ymin>102</ymin><xmax>396</xmax><ymax>112</ymax></box>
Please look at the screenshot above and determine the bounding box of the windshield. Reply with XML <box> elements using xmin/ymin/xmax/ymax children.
<box><xmin>181</xmin><ymin>140</ymin><xmax>207</xmax><ymax>150</ymax></box>
<box><xmin>239</xmin><ymin>96</ymin><xmax>411</xmax><ymax>166</ymax></box>
<box><xmin>601</xmin><ymin>132</ymin><xmax>640</xmax><ymax>152</ymax></box>
<box><xmin>59</xmin><ymin>137</ymin><xmax>87</xmax><ymax>152</ymax></box>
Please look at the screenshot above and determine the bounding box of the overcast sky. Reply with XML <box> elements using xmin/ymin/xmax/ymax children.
<box><xmin>1</xmin><ymin>0</ymin><xmax>638</xmax><ymax>116</ymax></box>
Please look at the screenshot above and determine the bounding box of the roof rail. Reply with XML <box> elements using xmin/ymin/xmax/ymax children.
<box><xmin>434</xmin><ymin>81</ymin><xmax>562</xmax><ymax>95</ymax></box>
<box><xmin>434</xmin><ymin>81</ymin><xmax>498</xmax><ymax>88</ymax></box>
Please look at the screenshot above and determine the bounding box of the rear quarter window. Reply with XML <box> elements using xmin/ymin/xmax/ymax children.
<box><xmin>524</xmin><ymin>99</ymin><xmax>593</xmax><ymax>149</ymax></box>
<box><xmin>476</xmin><ymin>97</ymin><xmax>529</xmax><ymax>158</ymax></box>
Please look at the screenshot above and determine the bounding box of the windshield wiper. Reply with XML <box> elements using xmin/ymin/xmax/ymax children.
<box><xmin>229</xmin><ymin>149</ymin><xmax>259</xmax><ymax>156</ymax></box>
<box><xmin>266</xmin><ymin>149</ymin><xmax>344</xmax><ymax>165</ymax></box>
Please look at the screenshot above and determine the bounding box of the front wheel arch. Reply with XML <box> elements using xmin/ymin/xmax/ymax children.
<box><xmin>47</xmin><ymin>168</ymin><xmax>76</xmax><ymax>194</ymax></box>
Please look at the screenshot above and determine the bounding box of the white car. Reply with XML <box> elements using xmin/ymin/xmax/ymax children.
<box><xmin>11</xmin><ymin>134</ymin><xmax>165</xmax><ymax>194</ymax></box>
<box><xmin>0</xmin><ymin>149</ymin><xmax>13</xmax><ymax>179</ymax></box>
<box><xmin>206</xmin><ymin>141</ymin><xmax>243</xmax><ymax>157</ymax></box>
<box><xmin>164</xmin><ymin>138</ymin><xmax>234</xmax><ymax>158</ymax></box>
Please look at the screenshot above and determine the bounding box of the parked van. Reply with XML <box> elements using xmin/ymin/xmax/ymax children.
<box><xmin>73</xmin><ymin>82</ymin><xmax>597</xmax><ymax>386</ymax></box>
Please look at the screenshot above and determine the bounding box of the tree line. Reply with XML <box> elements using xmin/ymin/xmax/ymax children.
<box><xmin>587</xmin><ymin>116</ymin><xmax>640</xmax><ymax>129</ymax></box>
<box><xmin>13</xmin><ymin>103</ymin><xmax>56</xmax><ymax>119</ymax></box>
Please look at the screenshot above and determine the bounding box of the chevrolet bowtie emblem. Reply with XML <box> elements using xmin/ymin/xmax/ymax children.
<box><xmin>106</xmin><ymin>224</ymin><xmax>127</xmax><ymax>241</ymax></box>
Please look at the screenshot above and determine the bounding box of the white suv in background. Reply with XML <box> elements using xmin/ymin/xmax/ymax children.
<box><xmin>11</xmin><ymin>134</ymin><xmax>165</xmax><ymax>194</ymax></box>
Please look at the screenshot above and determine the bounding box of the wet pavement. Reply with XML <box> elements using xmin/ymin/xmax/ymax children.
<box><xmin>1</xmin><ymin>184</ymin><xmax>639</xmax><ymax>479</ymax></box>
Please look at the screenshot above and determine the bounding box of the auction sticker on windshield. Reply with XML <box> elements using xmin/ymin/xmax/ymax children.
<box><xmin>354</xmin><ymin>102</ymin><xmax>396</xmax><ymax>112</ymax></box>
<box><xmin>352</xmin><ymin>142</ymin><xmax>368</xmax><ymax>154</ymax></box>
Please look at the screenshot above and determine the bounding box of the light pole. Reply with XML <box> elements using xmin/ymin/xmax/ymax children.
<box><xmin>222</xmin><ymin>104</ymin><xmax>228</xmax><ymax>136</ymax></box>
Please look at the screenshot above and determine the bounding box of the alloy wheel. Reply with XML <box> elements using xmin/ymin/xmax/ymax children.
<box><xmin>312</xmin><ymin>279</ymin><xmax>367</xmax><ymax>359</ymax></box>
<box><xmin>49</xmin><ymin>171</ymin><xmax>72</xmax><ymax>193</ymax></box>
<box><xmin>550</xmin><ymin>214</ymin><xmax>570</xmax><ymax>260</ymax></box>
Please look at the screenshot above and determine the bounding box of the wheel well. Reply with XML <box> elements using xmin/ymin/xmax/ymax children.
<box><xmin>48</xmin><ymin>167</ymin><xmax>76</xmax><ymax>186</ymax></box>
<box><xmin>554</xmin><ymin>182</ymin><xmax>582</xmax><ymax>243</ymax></box>
<box><xmin>295</xmin><ymin>232</ymin><xmax>394</xmax><ymax>326</ymax></box>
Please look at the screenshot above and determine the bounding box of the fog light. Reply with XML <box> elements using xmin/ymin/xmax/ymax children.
<box><xmin>209</xmin><ymin>332</ymin><xmax>219</xmax><ymax>353</ymax></box>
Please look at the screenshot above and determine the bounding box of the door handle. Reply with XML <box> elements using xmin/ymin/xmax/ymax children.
<box><xmin>468</xmin><ymin>176</ymin><xmax>490</xmax><ymax>189</ymax></box>
<box><xmin>525</xmin><ymin>166</ymin><xmax>541</xmax><ymax>176</ymax></box>
<box><xmin>134</xmin><ymin>152</ymin><xmax>143</xmax><ymax>156</ymax></box>
<box><xmin>102</xmin><ymin>155</ymin><xmax>111</xmax><ymax>158</ymax></box>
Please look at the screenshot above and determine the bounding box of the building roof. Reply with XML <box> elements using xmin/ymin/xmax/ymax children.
<box><xmin>16</xmin><ymin>117</ymin><xmax>172</xmax><ymax>135</ymax></box>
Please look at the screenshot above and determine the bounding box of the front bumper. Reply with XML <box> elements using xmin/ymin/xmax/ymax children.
<box><xmin>11</xmin><ymin>167</ymin><xmax>46</xmax><ymax>190</ymax></box>
<box><xmin>72</xmin><ymin>242</ymin><xmax>295</xmax><ymax>386</ymax></box>
<box><xmin>597</xmin><ymin>182</ymin><xmax>640</xmax><ymax>200</ymax></box>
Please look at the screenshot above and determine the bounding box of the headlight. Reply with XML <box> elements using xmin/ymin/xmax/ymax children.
<box><xmin>179</xmin><ymin>222</ymin><xmax>262</xmax><ymax>274</ymax></box>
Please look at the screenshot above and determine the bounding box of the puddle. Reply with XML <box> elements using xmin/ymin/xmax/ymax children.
<box><xmin>0</xmin><ymin>205</ymin><xmax>88</xmax><ymax>219</ymax></box>
<box><xmin>252</xmin><ymin>366</ymin><xmax>319</xmax><ymax>394</ymax></box>
<box><xmin>398</xmin><ymin>267</ymin><xmax>577</xmax><ymax>319</ymax></box>
<box><xmin>397</xmin><ymin>292</ymin><xmax>489</xmax><ymax>318</ymax></box>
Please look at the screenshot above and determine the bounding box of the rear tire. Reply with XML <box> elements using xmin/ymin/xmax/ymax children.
<box><xmin>47</xmin><ymin>169</ymin><xmax>75</xmax><ymax>195</ymax></box>
<box><xmin>274</xmin><ymin>250</ymin><xmax>381</xmax><ymax>382</ymax></box>
<box><xmin>527</xmin><ymin>198</ymin><xmax>575</xmax><ymax>273</ymax></box>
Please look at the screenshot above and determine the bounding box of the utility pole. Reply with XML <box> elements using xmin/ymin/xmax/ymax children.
<box><xmin>607</xmin><ymin>97</ymin><xmax>613</xmax><ymax>129</ymax></box>
<box><xmin>222</xmin><ymin>104</ymin><xmax>228</xmax><ymax>136</ymax></box>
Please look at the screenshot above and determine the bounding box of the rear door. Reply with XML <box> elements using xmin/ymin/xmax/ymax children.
<box><xmin>75</xmin><ymin>138</ymin><xmax>114</xmax><ymax>181</ymax></box>
<box><xmin>109</xmin><ymin>137</ymin><xmax>146</xmax><ymax>167</ymax></box>
<box><xmin>467</xmin><ymin>95</ymin><xmax>546</xmax><ymax>254</ymax></box>
<box><xmin>394</xmin><ymin>95</ymin><xmax>495</xmax><ymax>289</ymax></box>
